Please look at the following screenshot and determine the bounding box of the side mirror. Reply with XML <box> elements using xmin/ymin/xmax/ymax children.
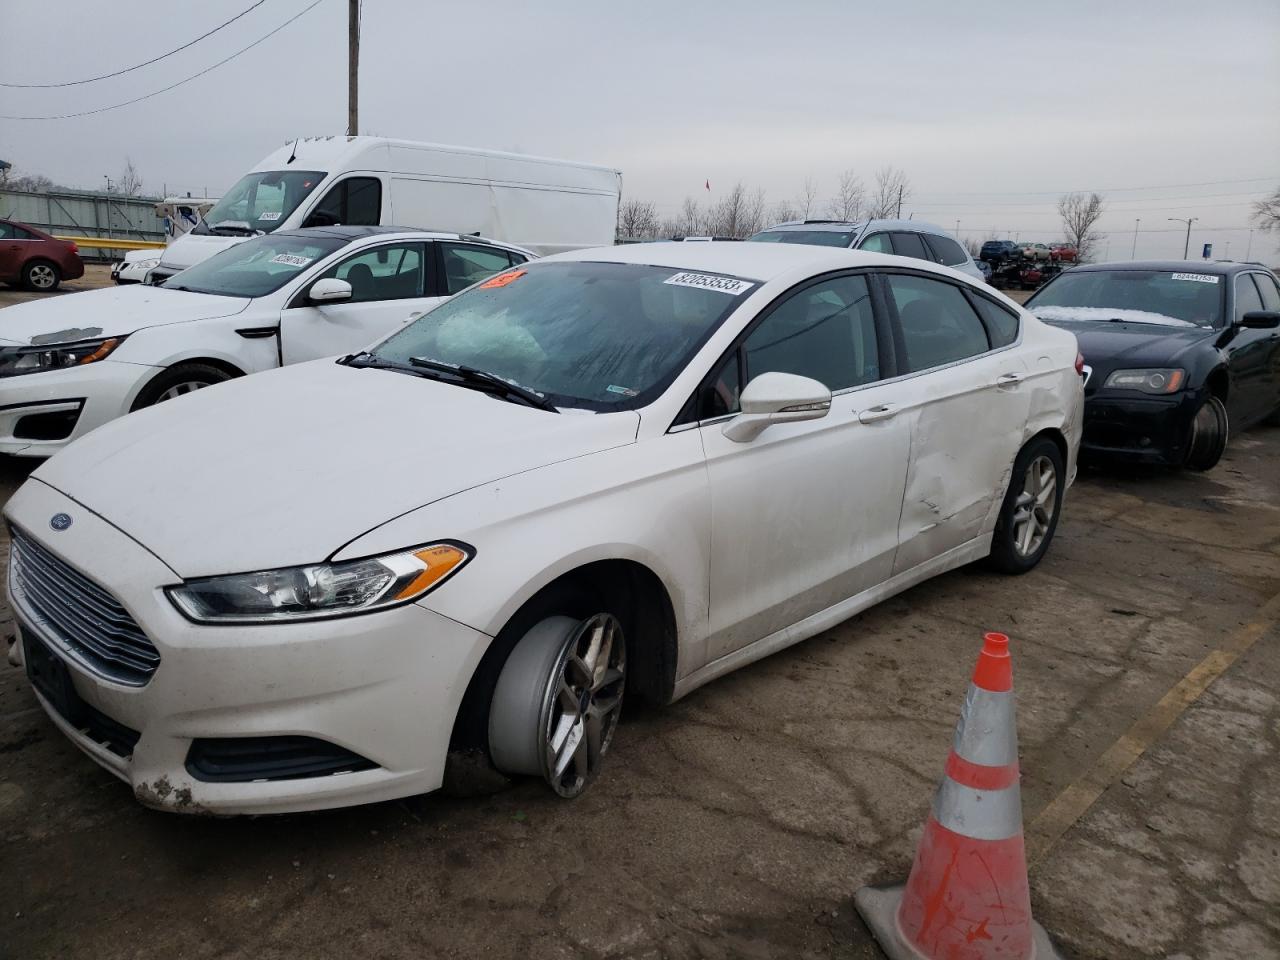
<box><xmin>1241</xmin><ymin>310</ymin><xmax>1280</xmax><ymax>329</ymax></box>
<box><xmin>308</xmin><ymin>278</ymin><xmax>352</xmax><ymax>303</ymax></box>
<box><xmin>722</xmin><ymin>371</ymin><xmax>831</xmax><ymax>443</ymax></box>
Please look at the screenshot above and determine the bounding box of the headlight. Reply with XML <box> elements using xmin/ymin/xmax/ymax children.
<box><xmin>1102</xmin><ymin>368</ymin><xmax>1185</xmax><ymax>394</ymax></box>
<box><xmin>131</xmin><ymin>258</ymin><xmax>160</xmax><ymax>270</ymax></box>
<box><xmin>167</xmin><ymin>542</ymin><xmax>472</xmax><ymax>624</ymax></box>
<box><xmin>0</xmin><ymin>337</ymin><xmax>127</xmax><ymax>378</ymax></box>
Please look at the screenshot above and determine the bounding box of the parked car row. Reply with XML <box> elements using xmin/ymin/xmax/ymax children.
<box><xmin>979</xmin><ymin>239</ymin><xmax>1077</xmax><ymax>264</ymax></box>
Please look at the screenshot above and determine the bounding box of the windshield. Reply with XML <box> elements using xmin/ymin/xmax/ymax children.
<box><xmin>748</xmin><ymin>229</ymin><xmax>856</xmax><ymax>248</ymax></box>
<box><xmin>162</xmin><ymin>233</ymin><xmax>345</xmax><ymax>298</ymax></box>
<box><xmin>368</xmin><ymin>261</ymin><xmax>756</xmax><ymax>410</ymax></box>
<box><xmin>1027</xmin><ymin>270</ymin><xmax>1223</xmax><ymax>328</ymax></box>
<box><xmin>194</xmin><ymin>170</ymin><xmax>324</xmax><ymax>235</ymax></box>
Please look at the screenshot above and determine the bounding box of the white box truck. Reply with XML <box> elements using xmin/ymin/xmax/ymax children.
<box><xmin>149</xmin><ymin>137</ymin><xmax>621</xmax><ymax>282</ymax></box>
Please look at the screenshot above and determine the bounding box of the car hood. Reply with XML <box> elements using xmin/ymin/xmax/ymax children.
<box><xmin>0</xmin><ymin>285</ymin><xmax>248</xmax><ymax>346</ymax></box>
<box><xmin>1033</xmin><ymin>309</ymin><xmax>1215</xmax><ymax>367</ymax></box>
<box><xmin>31</xmin><ymin>360</ymin><xmax>640</xmax><ymax>578</ymax></box>
<box><xmin>159</xmin><ymin>231</ymin><xmax>247</xmax><ymax>271</ymax></box>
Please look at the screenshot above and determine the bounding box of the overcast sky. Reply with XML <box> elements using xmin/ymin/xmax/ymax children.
<box><xmin>2</xmin><ymin>0</ymin><xmax>1278</xmax><ymax>259</ymax></box>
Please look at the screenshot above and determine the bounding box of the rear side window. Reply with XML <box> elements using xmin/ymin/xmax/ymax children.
<box><xmin>889</xmin><ymin>232</ymin><xmax>928</xmax><ymax>261</ymax></box>
<box><xmin>971</xmin><ymin>295</ymin><xmax>1020</xmax><ymax>347</ymax></box>
<box><xmin>858</xmin><ymin>232</ymin><xmax>893</xmax><ymax>254</ymax></box>
<box><xmin>439</xmin><ymin>243</ymin><xmax>515</xmax><ymax>295</ymax></box>
<box><xmin>926</xmin><ymin>234</ymin><xmax>969</xmax><ymax>267</ymax></box>
<box><xmin>305</xmin><ymin>177</ymin><xmax>382</xmax><ymax>227</ymax></box>
<box><xmin>886</xmin><ymin>274</ymin><xmax>991</xmax><ymax>371</ymax></box>
<box><xmin>1249</xmin><ymin>273</ymin><xmax>1280</xmax><ymax>311</ymax></box>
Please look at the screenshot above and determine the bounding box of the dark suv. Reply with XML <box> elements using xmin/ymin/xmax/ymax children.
<box><xmin>980</xmin><ymin>240</ymin><xmax>1021</xmax><ymax>263</ymax></box>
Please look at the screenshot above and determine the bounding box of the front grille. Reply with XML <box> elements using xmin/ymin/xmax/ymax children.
<box><xmin>186</xmin><ymin>736</ymin><xmax>378</xmax><ymax>782</ymax></box>
<box><xmin>9</xmin><ymin>526</ymin><xmax>160</xmax><ymax>686</ymax></box>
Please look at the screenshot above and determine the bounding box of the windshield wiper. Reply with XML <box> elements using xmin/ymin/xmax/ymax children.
<box><xmin>408</xmin><ymin>356</ymin><xmax>559</xmax><ymax>412</ymax></box>
<box><xmin>209</xmin><ymin>220</ymin><xmax>259</xmax><ymax>236</ymax></box>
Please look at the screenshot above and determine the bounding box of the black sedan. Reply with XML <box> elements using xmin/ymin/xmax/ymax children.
<box><xmin>1025</xmin><ymin>261</ymin><xmax>1280</xmax><ymax>470</ymax></box>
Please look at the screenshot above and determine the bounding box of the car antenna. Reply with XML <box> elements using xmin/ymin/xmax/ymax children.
<box><xmin>286</xmin><ymin>139</ymin><xmax>299</xmax><ymax>165</ymax></box>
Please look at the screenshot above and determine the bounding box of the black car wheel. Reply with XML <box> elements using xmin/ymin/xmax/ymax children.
<box><xmin>1184</xmin><ymin>395</ymin><xmax>1228</xmax><ymax>471</ymax></box>
<box><xmin>22</xmin><ymin>260</ymin><xmax>61</xmax><ymax>291</ymax></box>
<box><xmin>988</xmin><ymin>436</ymin><xmax>1065</xmax><ymax>575</ymax></box>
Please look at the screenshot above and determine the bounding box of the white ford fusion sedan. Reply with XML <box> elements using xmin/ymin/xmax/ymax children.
<box><xmin>0</xmin><ymin>227</ymin><xmax>532</xmax><ymax>457</ymax></box>
<box><xmin>5</xmin><ymin>242</ymin><xmax>1082</xmax><ymax>814</ymax></box>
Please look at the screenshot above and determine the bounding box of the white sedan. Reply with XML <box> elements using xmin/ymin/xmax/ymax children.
<box><xmin>0</xmin><ymin>227</ymin><xmax>533</xmax><ymax>457</ymax></box>
<box><xmin>5</xmin><ymin>242</ymin><xmax>1082</xmax><ymax>814</ymax></box>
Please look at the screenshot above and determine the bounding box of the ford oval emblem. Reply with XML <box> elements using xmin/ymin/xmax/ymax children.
<box><xmin>49</xmin><ymin>513</ymin><xmax>73</xmax><ymax>531</ymax></box>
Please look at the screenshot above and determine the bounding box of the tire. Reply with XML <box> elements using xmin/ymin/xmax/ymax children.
<box><xmin>131</xmin><ymin>363</ymin><xmax>234</xmax><ymax>411</ymax></box>
<box><xmin>1184</xmin><ymin>395</ymin><xmax>1228</xmax><ymax>471</ymax></box>
<box><xmin>988</xmin><ymin>436</ymin><xmax>1066</xmax><ymax>574</ymax></box>
<box><xmin>23</xmin><ymin>260</ymin><xmax>61</xmax><ymax>292</ymax></box>
<box><xmin>488</xmin><ymin>610</ymin><xmax>626</xmax><ymax>798</ymax></box>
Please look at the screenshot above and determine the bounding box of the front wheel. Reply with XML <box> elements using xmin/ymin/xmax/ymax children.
<box><xmin>1184</xmin><ymin>395</ymin><xmax>1228</xmax><ymax>471</ymax></box>
<box><xmin>988</xmin><ymin>437</ymin><xmax>1065</xmax><ymax>574</ymax></box>
<box><xmin>488</xmin><ymin>612</ymin><xmax>626</xmax><ymax>798</ymax></box>
<box><xmin>131</xmin><ymin>362</ymin><xmax>234</xmax><ymax>411</ymax></box>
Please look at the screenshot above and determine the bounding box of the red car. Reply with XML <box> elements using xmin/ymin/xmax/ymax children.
<box><xmin>1049</xmin><ymin>244</ymin><xmax>1078</xmax><ymax>263</ymax></box>
<box><xmin>0</xmin><ymin>218</ymin><xmax>84</xmax><ymax>291</ymax></box>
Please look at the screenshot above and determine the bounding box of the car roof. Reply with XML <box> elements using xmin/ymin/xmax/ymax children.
<box><xmin>270</xmin><ymin>225</ymin><xmax>534</xmax><ymax>256</ymax></box>
<box><xmin>1069</xmin><ymin>259</ymin><xmax>1273</xmax><ymax>276</ymax></box>
<box><xmin>541</xmin><ymin>239</ymin><xmax>944</xmax><ymax>283</ymax></box>
<box><xmin>756</xmin><ymin>218</ymin><xmax>953</xmax><ymax>236</ymax></box>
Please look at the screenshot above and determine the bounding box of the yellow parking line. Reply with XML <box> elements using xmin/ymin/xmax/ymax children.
<box><xmin>1026</xmin><ymin>590</ymin><xmax>1280</xmax><ymax>866</ymax></box>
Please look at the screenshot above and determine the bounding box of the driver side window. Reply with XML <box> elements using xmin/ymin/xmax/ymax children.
<box><xmin>317</xmin><ymin>243</ymin><xmax>425</xmax><ymax>303</ymax></box>
<box><xmin>305</xmin><ymin>177</ymin><xmax>382</xmax><ymax>227</ymax></box>
<box><xmin>698</xmin><ymin>274</ymin><xmax>879</xmax><ymax>419</ymax></box>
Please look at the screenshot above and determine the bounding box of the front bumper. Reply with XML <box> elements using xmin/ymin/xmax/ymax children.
<box><xmin>1080</xmin><ymin>392</ymin><xmax>1195</xmax><ymax>464</ymax></box>
<box><xmin>5</xmin><ymin>480</ymin><xmax>493</xmax><ymax>814</ymax></box>
<box><xmin>0</xmin><ymin>360</ymin><xmax>155</xmax><ymax>458</ymax></box>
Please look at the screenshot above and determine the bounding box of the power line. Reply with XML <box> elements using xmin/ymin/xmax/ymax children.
<box><xmin>0</xmin><ymin>0</ymin><xmax>271</xmax><ymax>88</ymax></box>
<box><xmin>913</xmin><ymin>176</ymin><xmax>1278</xmax><ymax>198</ymax></box>
<box><xmin>1</xmin><ymin>0</ymin><xmax>327</xmax><ymax>120</ymax></box>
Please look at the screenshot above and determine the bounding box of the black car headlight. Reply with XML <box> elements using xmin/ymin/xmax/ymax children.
<box><xmin>166</xmin><ymin>543</ymin><xmax>472</xmax><ymax>624</ymax></box>
<box><xmin>1102</xmin><ymin>368</ymin><xmax>1185</xmax><ymax>395</ymax></box>
<box><xmin>0</xmin><ymin>337</ymin><xmax>126</xmax><ymax>378</ymax></box>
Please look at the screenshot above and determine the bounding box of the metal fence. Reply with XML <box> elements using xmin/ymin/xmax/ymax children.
<box><xmin>0</xmin><ymin>188</ymin><xmax>167</xmax><ymax>260</ymax></box>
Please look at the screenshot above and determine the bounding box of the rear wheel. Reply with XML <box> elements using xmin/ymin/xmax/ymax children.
<box><xmin>488</xmin><ymin>612</ymin><xmax>626</xmax><ymax>798</ymax></box>
<box><xmin>988</xmin><ymin>437</ymin><xmax>1065</xmax><ymax>574</ymax></box>
<box><xmin>23</xmin><ymin>260</ymin><xmax>60</xmax><ymax>291</ymax></box>
<box><xmin>131</xmin><ymin>363</ymin><xmax>234</xmax><ymax>410</ymax></box>
<box><xmin>1184</xmin><ymin>395</ymin><xmax>1228</xmax><ymax>471</ymax></box>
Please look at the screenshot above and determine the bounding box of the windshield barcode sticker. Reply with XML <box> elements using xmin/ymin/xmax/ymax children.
<box><xmin>664</xmin><ymin>272</ymin><xmax>754</xmax><ymax>295</ymax></box>
<box><xmin>269</xmin><ymin>254</ymin><xmax>313</xmax><ymax>267</ymax></box>
<box><xmin>259</xmin><ymin>211</ymin><xmax>282</xmax><ymax>221</ymax></box>
<box><xmin>1170</xmin><ymin>273</ymin><xmax>1219</xmax><ymax>284</ymax></box>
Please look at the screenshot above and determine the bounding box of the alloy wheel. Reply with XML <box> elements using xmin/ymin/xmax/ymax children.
<box><xmin>157</xmin><ymin>381</ymin><xmax>208</xmax><ymax>402</ymax></box>
<box><xmin>1011</xmin><ymin>455</ymin><xmax>1056</xmax><ymax>557</ymax></box>
<box><xmin>29</xmin><ymin>265</ymin><xmax>56</xmax><ymax>289</ymax></box>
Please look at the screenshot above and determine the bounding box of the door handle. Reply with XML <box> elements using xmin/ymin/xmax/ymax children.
<box><xmin>858</xmin><ymin>403</ymin><xmax>897</xmax><ymax>424</ymax></box>
<box><xmin>995</xmin><ymin>372</ymin><xmax>1024</xmax><ymax>387</ymax></box>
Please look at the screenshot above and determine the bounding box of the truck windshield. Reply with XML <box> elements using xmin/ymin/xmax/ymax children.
<box><xmin>194</xmin><ymin>170</ymin><xmax>324</xmax><ymax>236</ymax></box>
<box><xmin>367</xmin><ymin>261</ymin><xmax>755</xmax><ymax>410</ymax></box>
<box><xmin>161</xmin><ymin>234</ymin><xmax>346</xmax><ymax>298</ymax></box>
<box><xmin>1028</xmin><ymin>270</ymin><xmax>1223</xmax><ymax>328</ymax></box>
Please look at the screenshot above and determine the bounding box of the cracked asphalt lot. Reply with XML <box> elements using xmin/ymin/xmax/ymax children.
<box><xmin>1</xmin><ymin>424</ymin><xmax>1278</xmax><ymax>959</ymax></box>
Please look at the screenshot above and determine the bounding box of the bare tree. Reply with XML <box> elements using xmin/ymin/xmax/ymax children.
<box><xmin>964</xmin><ymin>237</ymin><xmax>983</xmax><ymax>258</ymax></box>
<box><xmin>6</xmin><ymin>171</ymin><xmax>55</xmax><ymax>192</ymax></box>
<box><xmin>769</xmin><ymin>200</ymin><xmax>799</xmax><ymax>226</ymax></box>
<box><xmin>677</xmin><ymin>196</ymin><xmax>701</xmax><ymax>237</ymax></box>
<box><xmin>796</xmin><ymin>176</ymin><xmax>818</xmax><ymax>219</ymax></box>
<box><xmin>617</xmin><ymin>198</ymin><xmax>660</xmax><ymax>241</ymax></box>
<box><xmin>825</xmin><ymin>169</ymin><xmax>865</xmax><ymax>221</ymax></box>
<box><xmin>705</xmin><ymin>182</ymin><xmax>765</xmax><ymax>239</ymax></box>
<box><xmin>1058</xmin><ymin>192</ymin><xmax>1106</xmax><ymax>261</ymax></box>
<box><xmin>1251</xmin><ymin>185</ymin><xmax>1280</xmax><ymax>235</ymax></box>
<box><xmin>868</xmin><ymin>166</ymin><xmax>912</xmax><ymax>219</ymax></box>
<box><xmin>118</xmin><ymin>157</ymin><xmax>143</xmax><ymax>197</ymax></box>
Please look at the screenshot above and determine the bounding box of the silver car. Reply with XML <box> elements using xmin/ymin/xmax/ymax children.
<box><xmin>748</xmin><ymin>218</ymin><xmax>985</xmax><ymax>283</ymax></box>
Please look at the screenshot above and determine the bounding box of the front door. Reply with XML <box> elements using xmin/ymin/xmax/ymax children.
<box><xmin>1224</xmin><ymin>272</ymin><xmax>1280</xmax><ymax>426</ymax></box>
<box><xmin>697</xmin><ymin>272</ymin><xmax>912</xmax><ymax>662</ymax></box>
<box><xmin>882</xmin><ymin>271</ymin><xmax>1032</xmax><ymax>573</ymax></box>
<box><xmin>280</xmin><ymin>241</ymin><xmax>443</xmax><ymax>364</ymax></box>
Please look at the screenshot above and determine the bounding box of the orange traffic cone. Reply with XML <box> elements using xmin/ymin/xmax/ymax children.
<box><xmin>854</xmin><ymin>633</ymin><xmax>1062</xmax><ymax>960</ymax></box>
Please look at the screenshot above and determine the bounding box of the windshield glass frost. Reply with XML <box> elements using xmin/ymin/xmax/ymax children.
<box><xmin>163</xmin><ymin>234</ymin><xmax>345</xmax><ymax>298</ymax></box>
<box><xmin>1028</xmin><ymin>270</ymin><xmax>1222</xmax><ymax>327</ymax></box>
<box><xmin>371</xmin><ymin>261</ymin><xmax>754</xmax><ymax>410</ymax></box>
<box><xmin>195</xmin><ymin>170</ymin><xmax>324</xmax><ymax>235</ymax></box>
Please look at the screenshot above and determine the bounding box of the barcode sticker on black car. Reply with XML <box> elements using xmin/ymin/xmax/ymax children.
<box><xmin>1170</xmin><ymin>273</ymin><xmax>1219</xmax><ymax>284</ymax></box>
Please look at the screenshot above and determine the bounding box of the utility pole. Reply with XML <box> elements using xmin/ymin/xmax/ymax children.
<box><xmin>954</xmin><ymin>219</ymin><xmax>960</xmax><ymax>237</ymax></box>
<box><xmin>347</xmin><ymin>0</ymin><xmax>360</xmax><ymax>137</ymax></box>
<box><xmin>1168</xmin><ymin>217</ymin><xmax>1197</xmax><ymax>259</ymax></box>
<box><xmin>1246</xmin><ymin>229</ymin><xmax>1254</xmax><ymax>260</ymax></box>
<box><xmin>1131</xmin><ymin>218</ymin><xmax>1140</xmax><ymax>259</ymax></box>
<box><xmin>896</xmin><ymin>185</ymin><xmax>903</xmax><ymax>219</ymax></box>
